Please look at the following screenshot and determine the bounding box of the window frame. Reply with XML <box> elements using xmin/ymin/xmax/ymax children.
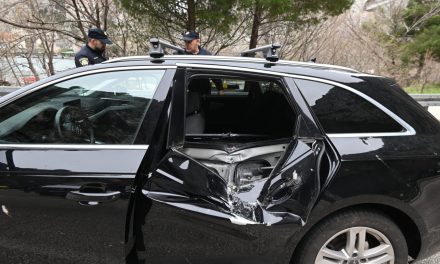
<box><xmin>0</xmin><ymin>66</ymin><xmax>176</xmax><ymax>149</ymax></box>
<box><xmin>167</xmin><ymin>67</ymin><xmax>303</xmax><ymax>149</ymax></box>
<box><xmin>292</xmin><ymin>77</ymin><xmax>416</xmax><ymax>138</ymax></box>
<box><xmin>175</xmin><ymin>63</ymin><xmax>416</xmax><ymax>138</ymax></box>
<box><xmin>186</xmin><ymin>70</ymin><xmax>299</xmax><ymax>134</ymax></box>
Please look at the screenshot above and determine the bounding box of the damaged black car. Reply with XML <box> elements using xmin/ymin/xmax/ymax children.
<box><xmin>0</xmin><ymin>42</ymin><xmax>440</xmax><ymax>264</ymax></box>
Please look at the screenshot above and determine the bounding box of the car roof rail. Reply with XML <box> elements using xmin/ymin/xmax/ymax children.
<box><xmin>149</xmin><ymin>38</ymin><xmax>184</xmax><ymax>59</ymax></box>
<box><xmin>240</xmin><ymin>43</ymin><xmax>281</xmax><ymax>62</ymax></box>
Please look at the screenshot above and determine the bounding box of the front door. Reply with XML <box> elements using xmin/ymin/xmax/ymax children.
<box><xmin>128</xmin><ymin>69</ymin><xmax>332</xmax><ymax>264</ymax></box>
<box><xmin>0</xmin><ymin>67</ymin><xmax>175</xmax><ymax>264</ymax></box>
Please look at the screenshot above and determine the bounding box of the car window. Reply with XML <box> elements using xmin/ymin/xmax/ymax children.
<box><xmin>295</xmin><ymin>79</ymin><xmax>403</xmax><ymax>134</ymax></box>
<box><xmin>0</xmin><ymin>70</ymin><xmax>165</xmax><ymax>144</ymax></box>
<box><xmin>185</xmin><ymin>76</ymin><xmax>296</xmax><ymax>142</ymax></box>
<box><xmin>210</xmin><ymin>79</ymin><xmax>247</xmax><ymax>95</ymax></box>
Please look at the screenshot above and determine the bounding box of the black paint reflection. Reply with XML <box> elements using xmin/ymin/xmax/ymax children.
<box><xmin>0</xmin><ymin>148</ymin><xmax>145</xmax><ymax>264</ymax></box>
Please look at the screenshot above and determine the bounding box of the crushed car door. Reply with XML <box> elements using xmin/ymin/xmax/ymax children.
<box><xmin>128</xmin><ymin>69</ymin><xmax>332</xmax><ymax>264</ymax></box>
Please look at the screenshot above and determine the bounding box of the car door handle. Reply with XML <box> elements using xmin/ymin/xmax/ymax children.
<box><xmin>66</xmin><ymin>191</ymin><xmax>121</xmax><ymax>203</ymax></box>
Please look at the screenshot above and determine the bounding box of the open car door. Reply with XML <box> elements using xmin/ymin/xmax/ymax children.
<box><xmin>126</xmin><ymin>70</ymin><xmax>338</xmax><ymax>264</ymax></box>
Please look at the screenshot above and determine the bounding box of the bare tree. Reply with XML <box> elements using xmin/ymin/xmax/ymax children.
<box><xmin>0</xmin><ymin>0</ymin><xmax>155</xmax><ymax>86</ymax></box>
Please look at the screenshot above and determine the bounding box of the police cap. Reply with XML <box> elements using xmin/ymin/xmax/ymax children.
<box><xmin>182</xmin><ymin>31</ymin><xmax>200</xmax><ymax>41</ymax></box>
<box><xmin>88</xmin><ymin>28</ymin><xmax>113</xmax><ymax>45</ymax></box>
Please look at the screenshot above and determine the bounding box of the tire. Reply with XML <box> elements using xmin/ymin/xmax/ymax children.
<box><xmin>294</xmin><ymin>210</ymin><xmax>408</xmax><ymax>264</ymax></box>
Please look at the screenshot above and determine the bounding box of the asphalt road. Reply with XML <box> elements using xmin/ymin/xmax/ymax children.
<box><xmin>415</xmin><ymin>252</ymin><xmax>440</xmax><ymax>264</ymax></box>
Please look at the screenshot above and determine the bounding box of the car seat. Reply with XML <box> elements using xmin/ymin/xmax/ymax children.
<box><xmin>185</xmin><ymin>79</ymin><xmax>207</xmax><ymax>134</ymax></box>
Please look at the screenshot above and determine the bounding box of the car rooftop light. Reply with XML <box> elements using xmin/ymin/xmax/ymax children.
<box><xmin>240</xmin><ymin>43</ymin><xmax>281</xmax><ymax>62</ymax></box>
<box><xmin>149</xmin><ymin>38</ymin><xmax>184</xmax><ymax>59</ymax></box>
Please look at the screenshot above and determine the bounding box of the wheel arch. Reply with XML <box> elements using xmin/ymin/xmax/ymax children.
<box><xmin>290</xmin><ymin>201</ymin><xmax>424</xmax><ymax>262</ymax></box>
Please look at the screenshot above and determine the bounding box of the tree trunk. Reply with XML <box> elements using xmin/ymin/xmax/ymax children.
<box><xmin>103</xmin><ymin>0</ymin><xmax>109</xmax><ymax>31</ymax></box>
<box><xmin>420</xmin><ymin>81</ymin><xmax>427</xmax><ymax>93</ymax></box>
<box><xmin>95</xmin><ymin>2</ymin><xmax>101</xmax><ymax>28</ymax></box>
<box><xmin>187</xmin><ymin>0</ymin><xmax>196</xmax><ymax>30</ymax></box>
<box><xmin>25</xmin><ymin>37</ymin><xmax>40</xmax><ymax>81</ymax></box>
<box><xmin>48</xmin><ymin>33</ymin><xmax>55</xmax><ymax>76</ymax></box>
<box><xmin>71</xmin><ymin>0</ymin><xmax>88</xmax><ymax>41</ymax></box>
<box><xmin>413</xmin><ymin>53</ymin><xmax>425</xmax><ymax>83</ymax></box>
<box><xmin>40</xmin><ymin>55</ymin><xmax>48</xmax><ymax>75</ymax></box>
<box><xmin>249</xmin><ymin>2</ymin><xmax>262</xmax><ymax>49</ymax></box>
<box><xmin>5</xmin><ymin>56</ymin><xmax>22</xmax><ymax>86</ymax></box>
<box><xmin>26</xmin><ymin>56</ymin><xmax>40</xmax><ymax>81</ymax></box>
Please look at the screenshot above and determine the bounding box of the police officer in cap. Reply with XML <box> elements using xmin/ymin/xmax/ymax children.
<box><xmin>75</xmin><ymin>28</ymin><xmax>112</xmax><ymax>67</ymax></box>
<box><xmin>175</xmin><ymin>30</ymin><xmax>224</xmax><ymax>94</ymax></box>
<box><xmin>175</xmin><ymin>31</ymin><xmax>212</xmax><ymax>55</ymax></box>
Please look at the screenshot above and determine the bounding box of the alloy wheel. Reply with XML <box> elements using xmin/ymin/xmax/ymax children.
<box><xmin>314</xmin><ymin>226</ymin><xmax>395</xmax><ymax>264</ymax></box>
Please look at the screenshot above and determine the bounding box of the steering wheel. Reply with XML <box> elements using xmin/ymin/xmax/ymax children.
<box><xmin>54</xmin><ymin>106</ymin><xmax>94</xmax><ymax>143</ymax></box>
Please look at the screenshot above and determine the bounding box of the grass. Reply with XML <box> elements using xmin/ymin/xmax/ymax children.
<box><xmin>404</xmin><ymin>83</ymin><xmax>440</xmax><ymax>94</ymax></box>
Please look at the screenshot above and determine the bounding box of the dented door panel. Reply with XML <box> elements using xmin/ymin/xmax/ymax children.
<box><xmin>136</xmin><ymin>136</ymin><xmax>327</xmax><ymax>263</ymax></box>
<box><xmin>138</xmin><ymin>200</ymin><xmax>293</xmax><ymax>264</ymax></box>
<box><xmin>259</xmin><ymin>139</ymin><xmax>325</xmax><ymax>222</ymax></box>
<box><xmin>143</xmin><ymin>136</ymin><xmax>326</xmax><ymax>224</ymax></box>
<box><xmin>145</xmin><ymin>150</ymin><xmax>229</xmax><ymax>212</ymax></box>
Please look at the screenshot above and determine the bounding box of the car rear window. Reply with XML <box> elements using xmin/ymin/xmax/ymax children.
<box><xmin>295</xmin><ymin>79</ymin><xmax>404</xmax><ymax>134</ymax></box>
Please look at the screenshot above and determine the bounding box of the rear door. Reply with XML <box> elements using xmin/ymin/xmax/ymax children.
<box><xmin>128</xmin><ymin>68</ymin><xmax>337</xmax><ymax>264</ymax></box>
<box><xmin>0</xmin><ymin>66</ymin><xmax>175</xmax><ymax>264</ymax></box>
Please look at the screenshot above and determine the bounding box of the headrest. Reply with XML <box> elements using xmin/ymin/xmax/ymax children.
<box><xmin>188</xmin><ymin>78</ymin><xmax>211</xmax><ymax>94</ymax></box>
<box><xmin>187</xmin><ymin>90</ymin><xmax>201</xmax><ymax>115</ymax></box>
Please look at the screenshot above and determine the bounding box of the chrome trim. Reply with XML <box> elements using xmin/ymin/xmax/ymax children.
<box><xmin>105</xmin><ymin>55</ymin><xmax>359</xmax><ymax>73</ymax></box>
<box><xmin>176</xmin><ymin>63</ymin><xmax>416</xmax><ymax>137</ymax></box>
<box><xmin>156</xmin><ymin>168</ymin><xmax>184</xmax><ymax>184</ymax></box>
<box><xmin>326</xmin><ymin>132</ymin><xmax>413</xmax><ymax>138</ymax></box>
<box><xmin>69</xmin><ymin>190</ymin><xmax>121</xmax><ymax>197</ymax></box>
<box><xmin>0</xmin><ymin>66</ymin><xmax>176</xmax><ymax>108</ymax></box>
<box><xmin>142</xmin><ymin>190</ymin><xmax>187</xmax><ymax>198</ymax></box>
<box><xmin>25</xmin><ymin>175</ymin><xmax>135</xmax><ymax>179</ymax></box>
<box><xmin>0</xmin><ymin>144</ymin><xmax>149</xmax><ymax>150</ymax></box>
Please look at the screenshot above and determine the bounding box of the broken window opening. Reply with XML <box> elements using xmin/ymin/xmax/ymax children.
<box><xmin>185</xmin><ymin>76</ymin><xmax>296</xmax><ymax>145</ymax></box>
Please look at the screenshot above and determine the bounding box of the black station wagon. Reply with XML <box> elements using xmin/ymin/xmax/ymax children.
<box><xmin>1</xmin><ymin>42</ymin><xmax>440</xmax><ymax>264</ymax></box>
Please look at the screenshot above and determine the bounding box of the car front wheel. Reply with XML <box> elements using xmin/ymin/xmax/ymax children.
<box><xmin>294</xmin><ymin>210</ymin><xmax>408</xmax><ymax>264</ymax></box>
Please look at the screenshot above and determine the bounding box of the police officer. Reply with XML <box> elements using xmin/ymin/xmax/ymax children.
<box><xmin>75</xmin><ymin>28</ymin><xmax>112</xmax><ymax>67</ymax></box>
<box><xmin>176</xmin><ymin>31</ymin><xmax>224</xmax><ymax>94</ymax></box>
<box><xmin>175</xmin><ymin>31</ymin><xmax>212</xmax><ymax>55</ymax></box>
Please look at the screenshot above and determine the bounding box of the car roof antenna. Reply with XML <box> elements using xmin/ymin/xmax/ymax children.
<box><xmin>149</xmin><ymin>38</ymin><xmax>185</xmax><ymax>59</ymax></box>
<box><xmin>240</xmin><ymin>43</ymin><xmax>281</xmax><ymax>62</ymax></box>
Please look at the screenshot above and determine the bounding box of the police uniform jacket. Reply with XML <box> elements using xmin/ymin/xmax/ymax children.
<box><xmin>174</xmin><ymin>47</ymin><xmax>212</xmax><ymax>55</ymax></box>
<box><xmin>75</xmin><ymin>45</ymin><xmax>107</xmax><ymax>67</ymax></box>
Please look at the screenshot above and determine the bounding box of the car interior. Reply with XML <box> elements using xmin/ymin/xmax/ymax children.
<box><xmin>0</xmin><ymin>79</ymin><xmax>152</xmax><ymax>145</ymax></box>
<box><xmin>185</xmin><ymin>77</ymin><xmax>295</xmax><ymax>141</ymax></box>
